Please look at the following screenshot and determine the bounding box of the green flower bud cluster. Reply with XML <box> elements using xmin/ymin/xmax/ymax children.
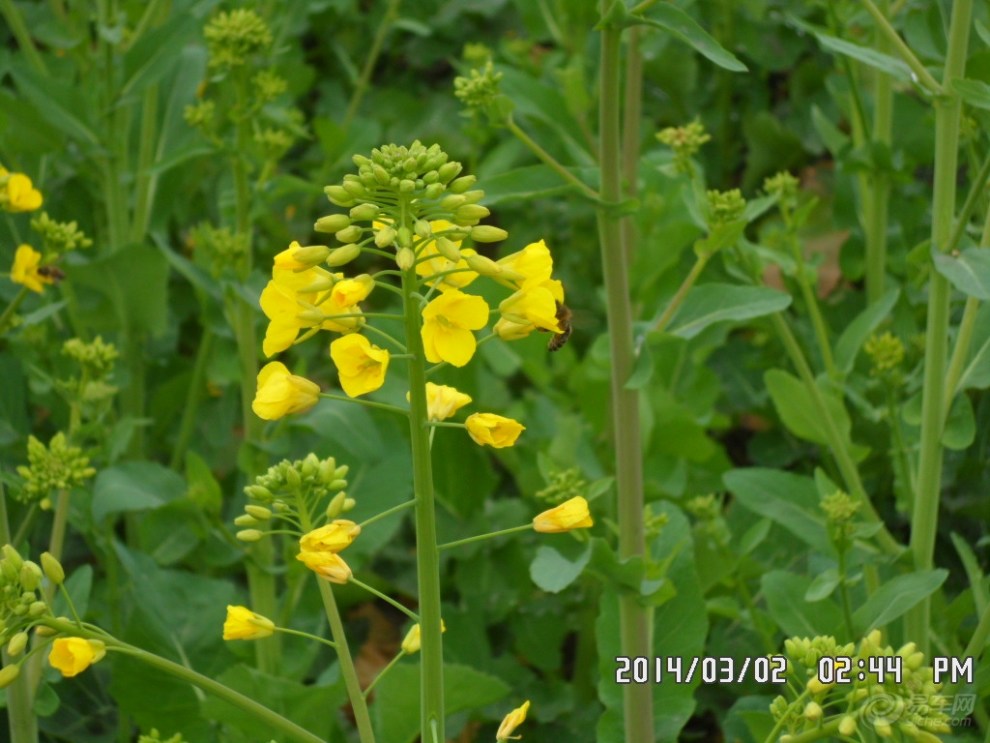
<box><xmin>764</xmin><ymin>171</ymin><xmax>800</xmax><ymax>206</ymax></box>
<box><xmin>865</xmin><ymin>332</ymin><xmax>905</xmax><ymax>379</ymax></box>
<box><xmin>775</xmin><ymin>632</ymin><xmax>951</xmax><ymax>740</ymax></box>
<box><xmin>29</xmin><ymin>212</ymin><xmax>92</xmax><ymax>258</ymax></box>
<box><xmin>255</xmin><ymin>127</ymin><xmax>293</xmax><ymax>161</ymax></box>
<box><xmin>189</xmin><ymin>223</ymin><xmax>250</xmax><ymax>278</ymax></box>
<box><xmin>0</xmin><ymin>545</ymin><xmax>53</xmax><ymax>648</ymax></box>
<box><xmin>820</xmin><ymin>490</ymin><xmax>861</xmax><ymax>542</ymax></box>
<box><xmin>462</xmin><ymin>43</ymin><xmax>492</xmax><ymax>66</ymax></box>
<box><xmin>183</xmin><ymin>100</ymin><xmax>216</xmax><ymax>135</ymax></box>
<box><xmin>706</xmin><ymin>188</ymin><xmax>747</xmax><ymax>227</ymax></box>
<box><xmin>204</xmin><ymin>9</ymin><xmax>272</xmax><ymax>71</ymax></box>
<box><xmin>253</xmin><ymin>69</ymin><xmax>288</xmax><ymax>103</ymax></box>
<box><xmin>656</xmin><ymin>120</ymin><xmax>711</xmax><ymax>173</ymax></box>
<box><xmin>685</xmin><ymin>494</ymin><xmax>729</xmax><ymax>545</ymax></box>
<box><xmin>63</xmin><ymin>336</ymin><xmax>119</xmax><ymax>378</ymax></box>
<box><xmin>237</xmin><ymin>454</ymin><xmax>351</xmax><ymax>541</ymax></box>
<box><xmin>138</xmin><ymin>730</ymin><xmax>188</xmax><ymax>743</ymax></box>
<box><xmin>453</xmin><ymin>61</ymin><xmax>514</xmax><ymax>123</ymax></box>
<box><xmin>535</xmin><ymin>467</ymin><xmax>587</xmax><ymax>505</ymax></box>
<box><xmin>15</xmin><ymin>433</ymin><xmax>96</xmax><ymax>505</ymax></box>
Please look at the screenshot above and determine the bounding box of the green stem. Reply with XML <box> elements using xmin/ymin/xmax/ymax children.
<box><xmin>0</xmin><ymin>0</ymin><xmax>48</xmax><ymax>75</ymax></box>
<box><xmin>170</xmin><ymin>327</ymin><xmax>214</xmax><ymax>470</ymax></box>
<box><xmin>907</xmin><ymin>0</ymin><xmax>973</xmax><ymax>654</ymax></box>
<box><xmin>0</xmin><ymin>480</ymin><xmax>9</xmax><ymax>544</ymax></box>
<box><xmin>653</xmin><ymin>254</ymin><xmax>709</xmax><ymax>334</ymax></box>
<box><xmin>400</xmin><ymin>227</ymin><xmax>445</xmax><ymax>742</ymax></box>
<box><xmin>273</xmin><ymin>626</ymin><xmax>336</xmax><ymax>650</ymax></box>
<box><xmin>358</xmin><ymin>499</ymin><xmax>415</xmax><ymax>529</ymax></box>
<box><xmin>857</xmin><ymin>0</ymin><xmax>942</xmax><ymax>95</ymax></box>
<box><xmin>349</xmin><ymin>576</ymin><xmax>419</xmax><ymax>621</ymax></box>
<box><xmin>598</xmin><ymin>13</ymin><xmax>652</xmax><ymax>743</ymax></box>
<box><xmin>40</xmin><ymin>619</ymin><xmax>324</xmax><ymax>743</ymax></box>
<box><xmin>771</xmin><ymin>313</ymin><xmax>901</xmax><ymax>555</ymax></box>
<box><xmin>342</xmin><ymin>0</ymin><xmax>401</xmax><ymax>130</ymax></box>
<box><xmin>318</xmin><ymin>393</ymin><xmax>408</xmax><ymax>417</ymax></box>
<box><xmin>0</xmin><ymin>287</ymin><xmax>31</xmax><ymax>336</ymax></box>
<box><xmin>864</xmin><ymin>0</ymin><xmax>893</xmax><ymax>304</ymax></box>
<box><xmin>363</xmin><ymin>650</ymin><xmax>404</xmax><ymax>699</ymax></box>
<box><xmin>787</xmin><ymin>230</ymin><xmax>837</xmax><ymax>379</ymax></box>
<box><xmin>837</xmin><ymin>546</ymin><xmax>855</xmax><ymax>640</ymax></box>
<box><xmin>506</xmin><ymin>116</ymin><xmax>600</xmax><ymax>201</ymax></box>
<box><xmin>437</xmin><ymin>524</ymin><xmax>531</xmax><ymax>551</ymax></box>
<box><xmin>620</xmin><ymin>26</ymin><xmax>643</xmax><ymax>267</ymax></box>
<box><xmin>129</xmin><ymin>85</ymin><xmax>159</xmax><ymax>244</ymax></box>
<box><xmin>886</xmin><ymin>387</ymin><xmax>916</xmax><ymax>508</ymax></box>
<box><xmin>47</xmin><ymin>491</ymin><xmax>71</xmax><ymax>563</ymax></box>
<box><xmin>4</xmin><ymin>647</ymin><xmax>38</xmax><ymax>743</ymax></box>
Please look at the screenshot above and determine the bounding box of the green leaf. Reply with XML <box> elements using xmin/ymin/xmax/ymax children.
<box><xmin>91</xmin><ymin>461</ymin><xmax>185</xmax><ymax>522</ymax></box>
<box><xmin>834</xmin><ymin>288</ymin><xmax>900</xmax><ymax>373</ymax></box>
<box><xmin>666</xmin><ymin>284</ymin><xmax>791</xmax><ymax>339</ymax></box>
<box><xmin>942</xmin><ymin>393</ymin><xmax>975</xmax><ymax>450</ymax></box>
<box><xmin>724</xmin><ymin>469</ymin><xmax>831</xmax><ymax>554</ymax></box>
<box><xmin>633</xmin><ymin>6</ymin><xmax>747</xmax><ymax>72</ymax></box>
<box><xmin>952</xmin><ymin>77</ymin><xmax>990</xmax><ymax>110</ymax></box>
<box><xmin>957</xmin><ymin>303</ymin><xmax>990</xmax><ymax>390</ymax></box>
<box><xmin>481</xmin><ymin>163</ymin><xmax>594</xmax><ymax>205</ymax></box>
<box><xmin>764</xmin><ymin>368</ymin><xmax>854</xmax><ymax>449</ymax></box>
<box><xmin>852</xmin><ymin>570</ymin><xmax>947</xmax><ymax>633</ymax></box>
<box><xmin>951</xmin><ymin>532</ymin><xmax>988</xmax><ymax>616</ymax></box>
<box><xmin>762</xmin><ymin>571</ymin><xmax>844</xmax><ymax>636</ymax></box>
<box><xmin>120</xmin><ymin>15</ymin><xmax>197</xmax><ymax>99</ymax></box>
<box><xmin>11</xmin><ymin>66</ymin><xmax>100</xmax><ymax>146</ymax></box>
<box><xmin>932</xmin><ymin>247</ymin><xmax>990</xmax><ymax>300</ymax></box>
<box><xmin>530</xmin><ymin>540</ymin><xmax>592</xmax><ymax>593</ymax></box>
<box><xmin>811</xmin><ymin>105</ymin><xmax>849</xmax><ymax>155</ymax></box>
<box><xmin>805</xmin><ymin>569</ymin><xmax>840</xmax><ymax>602</ymax></box>
<box><xmin>625</xmin><ymin>342</ymin><xmax>654</xmax><ymax>389</ymax></box>
<box><xmin>184</xmin><ymin>450</ymin><xmax>222</xmax><ymax>516</ymax></box>
<box><xmin>374</xmin><ymin>663</ymin><xmax>510</xmax><ymax>743</ymax></box>
<box><xmin>811</xmin><ymin>30</ymin><xmax>912</xmax><ymax>81</ymax></box>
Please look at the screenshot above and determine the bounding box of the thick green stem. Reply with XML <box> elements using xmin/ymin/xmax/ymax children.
<box><xmin>907</xmin><ymin>0</ymin><xmax>973</xmax><ymax>653</ymax></box>
<box><xmin>4</xmin><ymin>647</ymin><xmax>38</xmax><ymax>743</ymax></box>
<box><xmin>400</xmin><ymin>253</ymin><xmax>445</xmax><ymax>742</ymax></box>
<box><xmin>598</xmin><ymin>16</ymin><xmax>652</xmax><ymax>743</ymax></box>
<box><xmin>858</xmin><ymin>0</ymin><xmax>942</xmax><ymax>95</ymax></box>
<box><xmin>170</xmin><ymin>327</ymin><xmax>214</xmax><ymax>470</ymax></box>
<box><xmin>620</xmin><ymin>26</ymin><xmax>642</xmax><ymax>267</ymax></box>
<box><xmin>864</xmin><ymin>0</ymin><xmax>893</xmax><ymax>304</ymax></box>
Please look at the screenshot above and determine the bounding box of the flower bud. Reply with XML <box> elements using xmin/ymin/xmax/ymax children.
<box><xmin>350</xmin><ymin>203</ymin><xmax>379</xmax><ymax>221</ymax></box>
<box><xmin>803</xmin><ymin>701</ymin><xmax>822</xmax><ymax>721</ymax></box>
<box><xmin>314</xmin><ymin>214</ymin><xmax>351</xmax><ymax>233</ymax></box>
<box><xmin>326</xmin><ymin>492</ymin><xmax>348</xmax><ymax>519</ymax></box>
<box><xmin>29</xmin><ymin>601</ymin><xmax>47</xmax><ymax>617</ymax></box>
<box><xmin>245</xmin><ymin>505</ymin><xmax>272</xmax><ymax>521</ymax></box>
<box><xmin>375</xmin><ymin>225</ymin><xmax>397</xmax><ymax>249</ymax></box>
<box><xmin>435</xmin><ymin>237</ymin><xmax>461</xmax><ymax>262</ymax></box>
<box><xmin>335</xmin><ymin>225</ymin><xmax>363</xmax><ymax>243</ymax></box>
<box><xmin>448</xmin><ymin>174</ymin><xmax>477</xmax><ymax>193</ymax></box>
<box><xmin>372</xmin><ymin>164</ymin><xmax>390</xmax><ymax>184</ymax></box>
<box><xmin>397</xmin><ymin>226</ymin><xmax>412</xmax><ymax>247</ymax></box>
<box><xmin>414</xmin><ymin>219</ymin><xmax>432</xmax><ymax>239</ymax></box>
<box><xmin>906</xmin><ymin>651</ymin><xmax>925</xmax><ymax>670</ymax></box>
<box><xmin>7</xmin><ymin>632</ymin><xmax>28</xmax><ymax>656</ymax></box>
<box><xmin>328</xmin><ymin>479</ymin><xmax>348</xmax><ymax>491</ymax></box>
<box><xmin>440</xmin><ymin>194</ymin><xmax>465</xmax><ymax>211</ymax></box>
<box><xmin>40</xmin><ymin>552</ymin><xmax>64</xmax><ymax>585</ymax></box>
<box><xmin>399</xmin><ymin>178</ymin><xmax>416</xmax><ymax>192</ymax></box>
<box><xmin>2</xmin><ymin>545</ymin><xmax>23</xmax><ymax>572</ymax></box>
<box><xmin>438</xmin><ymin>161</ymin><xmax>462</xmax><ymax>183</ymax></box>
<box><xmin>234</xmin><ymin>514</ymin><xmax>258</xmax><ymax>527</ymax></box>
<box><xmin>460</xmin><ymin>189</ymin><xmax>485</xmax><ymax>204</ymax></box>
<box><xmin>324</xmin><ymin>185</ymin><xmax>354</xmax><ymax>206</ymax></box>
<box><xmin>20</xmin><ymin>562</ymin><xmax>42</xmax><ymax>592</ymax></box>
<box><xmin>334</xmin><ymin>465</ymin><xmax>350</xmax><ymax>479</ymax></box>
<box><xmin>0</xmin><ymin>664</ymin><xmax>20</xmax><ymax>688</ymax></box>
<box><xmin>463</xmin><ymin>253</ymin><xmax>502</xmax><ymax>277</ymax></box>
<box><xmin>236</xmin><ymin>529</ymin><xmax>264</xmax><ymax>542</ymax></box>
<box><xmin>244</xmin><ymin>485</ymin><xmax>273</xmax><ymax>501</ymax></box>
<box><xmin>424</xmin><ymin>183</ymin><xmax>445</xmax><ymax>200</ymax></box>
<box><xmin>285</xmin><ymin>466</ymin><xmax>301</xmax><ymax>490</ymax></box>
<box><xmin>838</xmin><ymin>715</ymin><xmax>856</xmax><ymax>736</ymax></box>
<box><xmin>469</xmin><ymin>225</ymin><xmax>508</xmax><ymax>243</ymax></box>
<box><xmin>454</xmin><ymin>204</ymin><xmax>490</xmax><ymax>223</ymax></box>
<box><xmin>874</xmin><ymin>719</ymin><xmax>892</xmax><ymax>738</ymax></box>
<box><xmin>396</xmin><ymin>247</ymin><xmax>415</xmax><ymax>271</ymax></box>
<box><xmin>327</xmin><ymin>244</ymin><xmax>362</xmax><ymax>267</ymax></box>
<box><xmin>343</xmin><ymin>497</ymin><xmax>357</xmax><ymax>512</ymax></box>
<box><xmin>291</xmin><ymin>246</ymin><xmax>331</xmax><ymax>267</ymax></box>
<box><xmin>342</xmin><ymin>178</ymin><xmax>367</xmax><ymax>198</ymax></box>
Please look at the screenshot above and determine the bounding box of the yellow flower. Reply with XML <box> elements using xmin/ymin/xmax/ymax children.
<box><xmin>421</xmin><ymin>289</ymin><xmax>489</xmax><ymax>367</ymax></box>
<box><xmin>48</xmin><ymin>637</ymin><xmax>106</xmax><ymax>678</ymax></box>
<box><xmin>273</xmin><ymin>240</ymin><xmax>310</xmax><ymax>271</ymax></box>
<box><xmin>465</xmin><ymin>413</ymin><xmax>524</xmax><ymax>448</ymax></box>
<box><xmin>532</xmin><ymin>496</ymin><xmax>593</xmax><ymax>533</ymax></box>
<box><xmin>330</xmin><ymin>274</ymin><xmax>375</xmax><ymax>309</ymax></box>
<box><xmin>400</xmin><ymin>620</ymin><xmax>447</xmax><ymax>654</ymax></box>
<box><xmin>1</xmin><ymin>170</ymin><xmax>43</xmax><ymax>213</ymax></box>
<box><xmin>494</xmin><ymin>282</ymin><xmax>563</xmax><ymax>340</ymax></box>
<box><xmin>223</xmin><ymin>605</ymin><xmax>275</xmax><ymax>640</ymax></box>
<box><xmin>330</xmin><ymin>334</ymin><xmax>389</xmax><ymax>397</ymax></box>
<box><xmin>415</xmin><ymin>219</ymin><xmax>478</xmax><ymax>289</ymax></box>
<box><xmin>496</xmin><ymin>700</ymin><xmax>530</xmax><ymax>741</ymax></box>
<box><xmin>299</xmin><ymin>520</ymin><xmax>361</xmax><ymax>553</ymax></box>
<box><xmin>498</xmin><ymin>239</ymin><xmax>554</xmax><ymax>287</ymax></box>
<box><xmin>296</xmin><ymin>550</ymin><xmax>352</xmax><ymax>583</ymax></box>
<box><xmin>424</xmin><ymin>382</ymin><xmax>472</xmax><ymax>421</ymax></box>
<box><xmin>252</xmin><ymin>361</ymin><xmax>320</xmax><ymax>420</ymax></box>
<box><xmin>10</xmin><ymin>245</ymin><xmax>54</xmax><ymax>293</ymax></box>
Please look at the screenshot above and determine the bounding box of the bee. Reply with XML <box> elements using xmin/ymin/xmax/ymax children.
<box><xmin>36</xmin><ymin>265</ymin><xmax>65</xmax><ymax>282</ymax></box>
<box><xmin>547</xmin><ymin>300</ymin><xmax>572</xmax><ymax>352</ymax></box>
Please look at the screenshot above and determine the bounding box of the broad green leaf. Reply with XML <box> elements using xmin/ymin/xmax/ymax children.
<box><xmin>185</xmin><ymin>450</ymin><xmax>222</xmax><ymax>516</ymax></box>
<box><xmin>92</xmin><ymin>461</ymin><xmax>186</xmax><ymax>522</ymax></box>
<box><xmin>625</xmin><ymin>341</ymin><xmax>654</xmax><ymax>389</ymax></box>
<box><xmin>52</xmin><ymin>565</ymin><xmax>93</xmax><ymax>619</ymax></box>
<box><xmin>120</xmin><ymin>14</ymin><xmax>197</xmax><ymax>99</ymax></box>
<box><xmin>11</xmin><ymin>66</ymin><xmax>99</xmax><ymax>146</ymax></box>
<box><xmin>666</xmin><ymin>284</ymin><xmax>791</xmax><ymax>339</ymax></box>
<box><xmin>852</xmin><ymin>570</ymin><xmax>947</xmax><ymax>633</ymax></box>
<box><xmin>834</xmin><ymin>288</ymin><xmax>900</xmax><ymax>373</ymax></box>
<box><xmin>482</xmin><ymin>163</ymin><xmax>593</xmax><ymax>204</ymax></box>
<box><xmin>805</xmin><ymin>569</ymin><xmax>840</xmax><ymax>602</ymax></box>
<box><xmin>724</xmin><ymin>468</ymin><xmax>831</xmax><ymax>554</ymax></box>
<box><xmin>530</xmin><ymin>540</ymin><xmax>592</xmax><ymax>593</ymax></box>
<box><xmin>764</xmin><ymin>368</ymin><xmax>853</xmax><ymax>449</ymax></box>
<box><xmin>957</xmin><ymin>303</ymin><xmax>990</xmax><ymax>390</ymax></box>
<box><xmin>811</xmin><ymin>30</ymin><xmax>911</xmax><ymax>81</ymax></box>
<box><xmin>374</xmin><ymin>663</ymin><xmax>510</xmax><ymax>743</ymax></box>
<box><xmin>942</xmin><ymin>393</ymin><xmax>975</xmax><ymax>450</ymax></box>
<box><xmin>811</xmin><ymin>105</ymin><xmax>849</xmax><ymax>155</ymax></box>
<box><xmin>631</xmin><ymin>5</ymin><xmax>747</xmax><ymax>72</ymax></box>
<box><xmin>933</xmin><ymin>247</ymin><xmax>990</xmax><ymax>300</ymax></box>
<box><xmin>762</xmin><ymin>571</ymin><xmax>844</xmax><ymax>636</ymax></box>
<box><xmin>952</xmin><ymin>77</ymin><xmax>990</xmax><ymax>110</ymax></box>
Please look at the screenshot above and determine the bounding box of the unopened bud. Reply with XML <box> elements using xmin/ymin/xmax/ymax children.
<box><xmin>324</xmin><ymin>185</ymin><xmax>354</xmax><ymax>206</ymax></box>
<box><xmin>7</xmin><ymin>632</ymin><xmax>28</xmax><ymax>656</ymax></box>
<box><xmin>334</xmin><ymin>465</ymin><xmax>350</xmax><ymax>479</ymax></box>
<box><xmin>20</xmin><ymin>562</ymin><xmax>42</xmax><ymax>592</ymax></box>
<box><xmin>349</xmin><ymin>203</ymin><xmax>380</xmax><ymax>221</ymax></box>
<box><xmin>234</xmin><ymin>514</ymin><xmax>258</xmax><ymax>527</ymax></box>
<box><xmin>245</xmin><ymin>505</ymin><xmax>272</xmax><ymax>521</ymax></box>
<box><xmin>285</xmin><ymin>466</ymin><xmax>301</xmax><ymax>490</ymax></box>
<box><xmin>803</xmin><ymin>701</ymin><xmax>822</xmax><ymax>720</ymax></box>
<box><xmin>327</xmin><ymin>244</ymin><xmax>362</xmax><ymax>267</ymax></box>
<box><xmin>0</xmin><ymin>665</ymin><xmax>20</xmax><ymax>688</ymax></box>
<box><xmin>448</xmin><ymin>174</ymin><xmax>477</xmax><ymax>193</ymax></box>
<box><xmin>341</xmin><ymin>178</ymin><xmax>367</xmax><ymax>198</ymax></box>
<box><xmin>454</xmin><ymin>204</ymin><xmax>490</xmax><ymax>223</ymax></box>
<box><xmin>40</xmin><ymin>552</ymin><xmax>64</xmax><ymax>585</ymax></box>
<box><xmin>328</xmin><ymin>479</ymin><xmax>348</xmax><ymax>492</ymax></box>
<box><xmin>2</xmin><ymin>545</ymin><xmax>23</xmax><ymax>572</ymax></box>
<box><xmin>28</xmin><ymin>601</ymin><xmax>47</xmax><ymax>617</ymax></box>
<box><xmin>464</xmin><ymin>253</ymin><xmax>502</xmax><ymax>277</ymax></box>
<box><xmin>236</xmin><ymin>529</ymin><xmax>264</xmax><ymax>542</ymax></box>
<box><xmin>424</xmin><ymin>183</ymin><xmax>444</xmax><ymax>200</ymax></box>
<box><xmin>414</xmin><ymin>220</ymin><xmax>432</xmax><ymax>239</ymax></box>
<box><xmin>290</xmin><ymin>246</ymin><xmax>331</xmax><ymax>267</ymax></box>
<box><xmin>342</xmin><ymin>497</ymin><xmax>356</xmax><ymax>512</ymax></box>
<box><xmin>396</xmin><ymin>247</ymin><xmax>415</xmax><ymax>271</ymax></box>
<box><xmin>440</xmin><ymin>194</ymin><xmax>465</xmax><ymax>211</ymax></box>
<box><xmin>372</xmin><ymin>164</ymin><xmax>390</xmax><ymax>184</ymax></box>
<box><xmin>375</xmin><ymin>225</ymin><xmax>397</xmax><ymax>249</ymax></box>
<box><xmin>335</xmin><ymin>225</ymin><xmax>363</xmax><ymax>243</ymax></box>
<box><xmin>470</xmin><ymin>225</ymin><xmax>508</xmax><ymax>243</ymax></box>
<box><xmin>314</xmin><ymin>214</ymin><xmax>351</xmax><ymax>233</ymax></box>
<box><xmin>435</xmin><ymin>237</ymin><xmax>461</xmax><ymax>262</ymax></box>
<box><xmin>460</xmin><ymin>189</ymin><xmax>485</xmax><ymax>204</ymax></box>
<box><xmin>301</xmin><ymin>453</ymin><xmax>319</xmax><ymax>476</ymax></box>
<box><xmin>399</xmin><ymin>179</ymin><xmax>416</xmax><ymax>192</ymax></box>
<box><xmin>438</xmin><ymin>162</ymin><xmax>463</xmax><ymax>183</ymax></box>
<box><xmin>244</xmin><ymin>485</ymin><xmax>273</xmax><ymax>501</ymax></box>
<box><xmin>326</xmin><ymin>492</ymin><xmax>348</xmax><ymax>519</ymax></box>
<box><xmin>838</xmin><ymin>715</ymin><xmax>856</xmax><ymax>736</ymax></box>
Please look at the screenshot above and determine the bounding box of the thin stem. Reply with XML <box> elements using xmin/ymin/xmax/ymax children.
<box><xmin>865</xmin><ymin>0</ymin><xmax>893</xmax><ymax>304</ymax></box>
<box><xmin>0</xmin><ymin>287</ymin><xmax>31</xmax><ymax>335</ymax></box>
<box><xmin>357</xmin><ymin>499</ymin><xmax>415</xmax><ymax>530</ymax></box>
<box><xmin>837</xmin><ymin>547</ymin><xmax>855</xmax><ymax>640</ymax></box>
<box><xmin>652</xmin><ymin>254</ymin><xmax>709</xmax><ymax>334</ymax></box>
<box><xmin>0</xmin><ymin>0</ymin><xmax>48</xmax><ymax>75</ymax></box>
<box><xmin>273</xmin><ymin>625</ymin><xmax>336</xmax><ymax>650</ymax></box>
<box><xmin>342</xmin><ymin>0</ymin><xmax>401</xmax><ymax>130</ymax></box>
<box><xmin>786</xmin><ymin>228</ymin><xmax>837</xmax><ymax>379</ymax></box>
<box><xmin>129</xmin><ymin>85</ymin><xmax>159</xmax><ymax>244</ymax></box>
<box><xmin>363</xmin><ymin>651</ymin><xmax>405</xmax><ymax>699</ymax></box>
<box><xmin>400</xmin><ymin>224</ymin><xmax>446</xmax><ymax>742</ymax></box>
<box><xmin>506</xmin><ymin>116</ymin><xmax>600</xmax><ymax>201</ymax></box>
<box><xmin>348</xmin><ymin>577</ymin><xmax>419</xmax><ymax>621</ymax></box>
<box><xmin>437</xmin><ymin>524</ymin><xmax>531</xmax><ymax>551</ymax></box>
<box><xmin>169</xmin><ymin>328</ymin><xmax>214</xmax><ymax>470</ymax></box>
<box><xmin>907</xmin><ymin>0</ymin><xmax>973</xmax><ymax>654</ymax></box>
<box><xmin>319</xmin><ymin>393</ymin><xmax>408</xmax><ymax>417</ymax></box>
<box><xmin>0</xmin><ymin>480</ymin><xmax>9</xmax><ymax>544</ymax></box>
<box><xmin>857</xmin><ymin>0</ymin><xmax>942</xmax><ymax>96</ymax></box>
<box><xmin>598</xmin><ymin>12</ymin><xmax>652</xmax><ymax>743</ymax></box>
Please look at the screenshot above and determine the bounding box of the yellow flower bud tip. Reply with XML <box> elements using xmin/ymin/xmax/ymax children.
<box><xmin>396</xmin><ymin>247</ymin><xmax>415</xmax><ymax>271</ymax></box>
<box><xmin>236</xmin><ymin>529</ymin><xmax>264</xmax><ymax>542</ymax></box>
<box><xmin>40</xmin><ymin>552</ymin><xmax>65</xmax><ymax>585</ymax></box>
<box><xmin>48</xmin><ymin>638</ymin><xmax>106</xmax><ymax>678</ymax></box>
<box><xmin>252</xmin><ymin>362</ymin><xmax>320</xmax><ymax>421</ymax></box>
<box><xmin>296</xmin><ymin>550</ymin><xmax>352</xmax><ymax>583</ymax></box>
<box><xmin>7</xmin><ymin>631</ymin><xmax>28</xmax><ymax>656</ymax></box>
<box><xmin>803</xmin><ymin>701</ymin><xmax>822</xmax><ymax>720</ymax></box>
<box><xmin>533</xmin><ymin>496</ymin><xmax>593</xmax><ymax>533</ymax></box>
<box><xmin>495</xmin><ymin>700</ymin><xmax>530</xmax><ymax>741</ymax></box>
<box><xmin>838</xmin><ymin>715</ymin><xmax>857</xmax><ymax>736</ymax></box>
<box><xmin>805</xmin><ymin>677</ymin><xmax>829</xmax><ymax>694</ymax></box>
<box><xmin>465</xmin><ymin>412</ymin><xmax>524</xmax><ymax>448</ymax></box>
<box><xmin>299</xmin><ymin>520</ymin><xmax>361</xmax><ymax>554</ymax></box>
<box><xmin>223</xmin><ymin>605</ymin><xmax>276</xmax><ymax>640</ymax></box>
<box><xmin>0</xmin><ymin>664</ymin><xmax>20</xmax><ymax>688</ymax></box>
<box><xmin>401</xmin><ymin>620</ymin><xmax>447</xmax><ymax>654</ymax></box>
